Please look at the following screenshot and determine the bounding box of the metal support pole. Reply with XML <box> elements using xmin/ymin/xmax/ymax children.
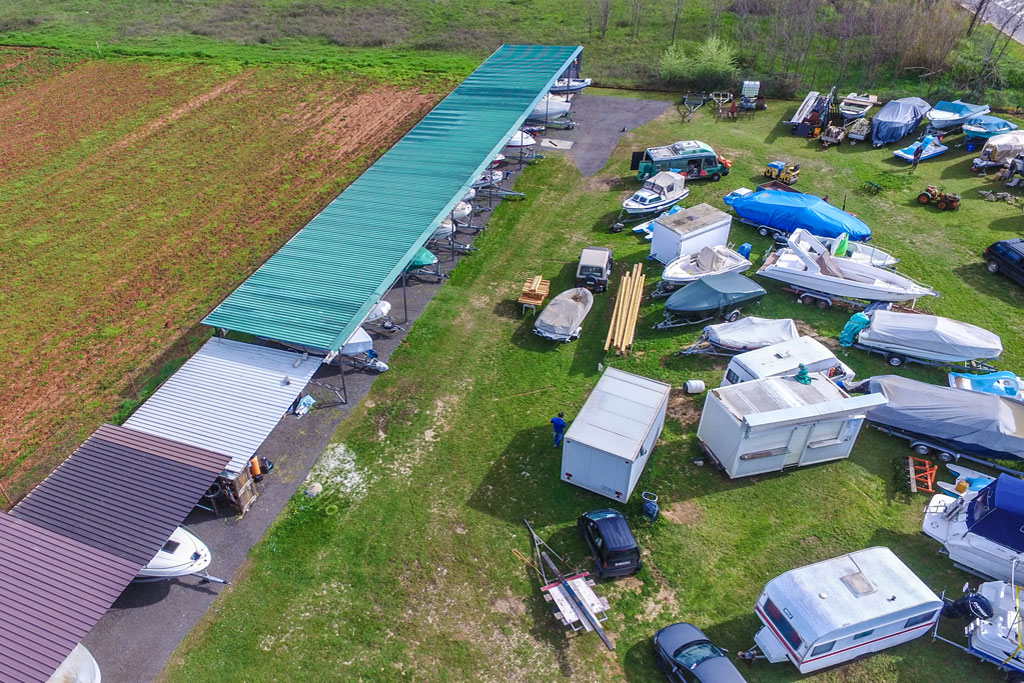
<box><xmin>402</xmin><ymin>272</ymin><xmax>409</xmax><ymax>323</ymax></box>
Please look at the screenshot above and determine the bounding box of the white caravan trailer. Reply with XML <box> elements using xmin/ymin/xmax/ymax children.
<box><xmin>697</xmin><ymin>373</ymin><xmax>885</xmax><ymax>478</ymax></box>
<box><xmin>561</xmin><ymin>368</ymin><xmax>671</xmax><ymax>502</ymax></box>
<box><xmin>649</xmin><ymin>203</ymin><xmax>733</xmax><ymax>264</ymax></box>
<box><xmin>722</xmin><ymin>336</ymin><xmax>854</xmax><ymax>386</ymax></box>
<box><xmin>741</xmin><ymin>547</ymin><xmax>942</xmax><ymax>673</ymax></box>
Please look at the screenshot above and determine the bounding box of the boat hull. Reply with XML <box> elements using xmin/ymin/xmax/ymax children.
<box><xmin>137</xmin><ymin>526</ymin><xmax>212</xmax><ymax>581</ymax></box>
<box><xmin>48</xmin><ymin>643</ymin><xmax>101</xmax><ymax>683</ymax></box>
<box><xmin>759</xmin><ymin>265</ymin><xmax>932</xmax><ymax>302</ymax></box>
<box><xmin>923</xmin><ymin>495</ymin><xmax>1022</xmax><ymax>583</ymax></box>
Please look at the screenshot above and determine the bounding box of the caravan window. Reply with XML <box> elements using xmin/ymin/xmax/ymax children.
<box><xmin>904</xmin><ymin>611</ymin><xmax>937</xmax><ymax>629</ymax></box>
<box><xmin>763</xmin><ymin>598</ymin><xmax>803</xmax><ymax>650</ymax></box>
<box><xmin>810</xmin><ymin>641</ymin><xmax>835</xmax><ymax>657</ymax></box>
<box><xmin>853</xmin><ymin>629</ymin><xmax>874</xmax><ymax>640</ymax></box>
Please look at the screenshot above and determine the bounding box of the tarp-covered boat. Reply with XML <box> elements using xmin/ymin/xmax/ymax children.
<box><xmin>926</xmin><ymin>99</ymin><xmax>990</xmax><ymax>129</ymax></box>
<box><xmin>724</xmin><ymin>190</ymin><xmax>872</xmax><ymax>241</ymax></box>
<box><xmin>872</xmin><ymin>97</ymin><xmax>931</xmax><ymax>146</ymax></box>
<box><xmin>656</xmin><ymin>272</ymin><xmax>766</xmax><ymax>328</ymax></box>
<box><xmin>534</xmin><ymin>288</ymin><xmax>594</xmax><ymax>342</ymax></box>
<box><xmin>529</xmin><ymin>94</ymin><xmax>572</xmax><ymax>121</ymax></box>
<box><xmin>854</xmin><ymin>375</ymin><xmax>1024</xmax><ymax>461</ymax></box>
<box><xmin>704</xmin><ymin>317</ymin><xmax>799</xmax><ymax>351</ymax></box>
<box><xmin>893</xmin><ymin>134</ymin><xmax>948</xmax><ymax>162</ymax></box>
<box><xmin>963</xmin><ymin>115</ymin><xmax>1018</xmax><ymax>139</ymax></box>
<box><xmin>980</xmin><ymin>131</ymin><xmax>1024</xmax><ymax>163</ymax></box>
<box><xmin>841</xmin><ymin>310</ymin><xmax>1001</xmax><ymax>364</ymax></box>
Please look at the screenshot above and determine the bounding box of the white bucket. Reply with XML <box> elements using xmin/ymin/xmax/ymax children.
<box><xmin>684</xmin><ymin>379</ymin><xmax>706</xmax><ymax>394</ymax></box>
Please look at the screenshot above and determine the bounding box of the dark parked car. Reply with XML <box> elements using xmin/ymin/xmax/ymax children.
<box><xmin>984</xmin><ymin>239</ymin><xmax>1024</xmax><ymax>286</ymax></box>
<box><xmin>577</xmin><ymin>509</ymin><xmax>641</xmax><ymax>578</ymax></box>
<box><xmin>576</xmin><ymin>246</ymin><xmax>613</xmax><ymax>292</ymax></box>
<box><xmin>654</xmin><ymin>623</ymin><xmax>747</xmax><ymax>683</ymax></box>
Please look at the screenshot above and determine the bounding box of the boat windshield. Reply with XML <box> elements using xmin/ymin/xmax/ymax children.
<box><xmin>673</xmin><ymin>640</ymin><xmax>725</xmax><ymax>669</ymax></box>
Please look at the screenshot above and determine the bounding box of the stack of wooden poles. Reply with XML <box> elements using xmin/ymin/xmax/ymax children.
<box><xmin>604</xmin><ymin>263</ymin><xmax>645</xmax><ymax>356</ymax></box>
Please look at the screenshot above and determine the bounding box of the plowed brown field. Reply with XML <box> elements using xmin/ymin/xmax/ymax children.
<box><xmin>0</xmin><ymin>48</ymin><xmax>442</xmax><ymax>500</ymax></box>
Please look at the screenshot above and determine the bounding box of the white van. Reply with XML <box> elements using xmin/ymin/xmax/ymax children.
<box><xmin>722</xmin><ymin>336</ymin><xmax>854</xmax><ymax>386</ymax></box>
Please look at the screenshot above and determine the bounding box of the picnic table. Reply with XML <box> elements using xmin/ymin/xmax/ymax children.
<box><xmin>518</xmin><ymin>276</ymin><xmax>550</xmax><ymax>314</ymax></box>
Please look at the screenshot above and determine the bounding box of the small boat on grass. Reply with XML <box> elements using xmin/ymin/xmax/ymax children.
<box><xmin>926</xmin><ymin>99</ymin><xmax>990</xmax><ymax>129</ymax></box>
<box><xmin>838</xmin><ymin>92</ymin><xmax>879</xmax><ymax>120</ymax></box>
<box><xmin>655</xmin><ymin>272</ymin><xmax>766</xmax><ymax>329</ymax></box>
<box><xmin>534</xmin><ymin>288</ymin><xmax>594</xmax><ymax>342</ymax></box>
<box><xmin>759</xmin><ymin>230</ymin><xmax>936</xmax><ymax>304</ymax></box>
<box><xmin>655</xmin><ymin>245</ymin><xmax>751</xmax><ymax>295</ymax></box>
<box><xmin>840</xmin><ymin>310</ymin><xmax>1001</xmax><ymax>369</ymax></box>
<box><xmin>872</xmin><ymin>97</ymin><xmax>931</xmax><ymax>146</ymax></box>
<box><xmin>949</xmin><ymin>370</ymin><xmax>1023</xmax><ymax>402</ymax></box>
<box><xmin>963</xmin><ymin>115</ymin><xmax>1018</xmax><ymax>140</ymax></box>
<box><xmin>680</xmin><ymin>316</ymin><xmax>799</xmax><ymax>356</ymax></box>
<box><xmin>621</xmin><ymin>171</ymin><xmax>689</xmax><ymax>216</ymax></box>
<box><xmin>893</xmin><ymin>134</ymin><xmax>948</xmax><ymax>163</ymax></box>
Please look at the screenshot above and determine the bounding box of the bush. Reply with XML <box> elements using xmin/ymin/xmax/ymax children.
<box><xmin>659</xmin><ymin>36</ymin><xmax>738</xmax><ymax>91</ymax></box>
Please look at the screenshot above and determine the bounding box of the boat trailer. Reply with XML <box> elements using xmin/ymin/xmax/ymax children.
<box><xmin>520</xmin><ymin>519</ymin><xmax>614</xmax><ymax>650</ymax></box>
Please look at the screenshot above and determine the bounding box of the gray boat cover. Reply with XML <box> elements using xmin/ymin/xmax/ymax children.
<box><xmin>704</xmin><ymin>317</ymin><xmax>798</xmax><ymax>350</ymax></box>
<box><xmin>858</xmin><ymin>375</ymin><xmax>1024</xmax><ymax>459</ymax></box>
<box><xmin>982</xmin><ymin>131</ymin><xmax>1024</xmax><ymax>163</ymax></box>
<box><xmin>535</xmin><ymin>288</ymin><xmax>594</xmax><ymax>341</ymax></box>
<box><xmin>858</xmin><ymin>310</ymin><xmax>1002</xmax><ymax>362</ymax></box>
<box><xmin>872</xmin><ymin>97</ymin><xmax>931</xmax><ymax>145</ymax></box>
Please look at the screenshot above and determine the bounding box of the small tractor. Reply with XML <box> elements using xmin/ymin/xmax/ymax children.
<box><xmin>764</xmin><ymin>160</ymin><xmax>800</xmax><ymax>185</ymax></box>
<box><xmin>917</xmin><ymin>185</ymin><xmax>961</xmax><ymax>210</ymax></box>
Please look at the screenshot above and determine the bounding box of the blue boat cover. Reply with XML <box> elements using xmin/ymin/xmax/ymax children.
<box><xmin>932</xmin><ymin>100</ymin><xmax>987</xmax><ymax>118</ymax></box>
<box><xmin>872</xmin><ymin>97</ymin><xmax>931</xmax><ymax>145</ymax></box>
<box><xmin>965</xmin><ymin>115</ymin><xmax>1018</xmax><ymax>135</ymax></box>
<box><xmin>966</xmin><ymin>475</ymin><xmax>1024</xmax><ymax>552</ymax></box>
<box><xmin>665</xmin><ymin>272</ymin><xmax>765</xmax><ymax>314</ymax></box>
<box><xmin>725</xmin><ymin>190</ymin><xmax>872</xmax><ymax>241</ymax></box>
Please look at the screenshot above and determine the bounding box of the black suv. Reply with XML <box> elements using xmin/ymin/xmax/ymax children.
<box><xmin>984</xmin><ymin>239</ymin><xmax>1024</xmax><ymax>287</ymax></box>
<box><xmin>577</xmin><ymin>509</ymin><xmax>642</xmax><ymax>578</ymax></box>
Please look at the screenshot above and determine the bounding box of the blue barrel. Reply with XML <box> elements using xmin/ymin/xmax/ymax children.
<box><xmin>737</xmin><ymin>243</ymin><xmax>753</xmax><ymax>259</ymax></box>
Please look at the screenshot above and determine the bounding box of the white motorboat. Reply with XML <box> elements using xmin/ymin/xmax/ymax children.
<box><xmin>813</xmin><ymin>233</ymin><xmax>899</xmax><ymax>268</ymax></box>
<box><xmin>926</xmin><ymin>100</ymin><xmax>991</xmax><ymax>129</ymax></box>
<box><xmin>505</xmin><ymin>131</ymin><xmax>536</xmax><ymax>149</ymax></box>
<box><xmin>451</xmin><ymin>200</ymin><xmax>472</xmax><ymax>221</ymax></box>
<box><xmin>529</xmin><ymin>94</ymin><xmax>571</xmax><ymax>121</ymax></box>
<box><xmin>432</xmin><ymin>216</ymin><xmax>456</xmax><ymax>239</ymax></box>
<box><xmin>622</xmin><ymin>171</ymin><xmax>689</xmax><ymax>216</ymax></box>
<box><xmin>758</xmin><ymin>229</ymin><xmax>937</xmax><ymax>303</ymax></box>
<box><xmin>48</xmin><ymin>643</ymin><xmax>101</xmax><ymax>683</ymax></box>
<box><xmin>550</xmin><ymin>77</ymin><xmax>591</xmax><ymax>94</ymax></box>
<box><xmin>490</xmin><ymin>153</ymin><xmax>506</xmax><ymax>166</ymax></box>
<box><xmin>472</xmin><ymin>170</ymin><xmax>504</xmax><ymax>188</ymax></box>
<box><xmin>137</xmin><ymin>526</ymin><xmax>226</xmax><ymax>583</ymax></box>
<box><xmin>939</xmin><ymin>578</ymin><xmax>1024</xmax><ymax>675</ymax></box>
<box><xmin>922</xmin><ymin>474</ymin><xmax>1024</xmax><ymax>584</ymax></box>
<box><xmin>659</xmin><ymin>245</ymin><xmax>751</xmax><ymax>291</ymax></box>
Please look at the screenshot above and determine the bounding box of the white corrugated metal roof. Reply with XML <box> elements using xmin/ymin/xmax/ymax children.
<box><xmin>566</xmin><ymin>368</ymin><xmax>671</xmax><ymax>462</ymax></box>
<box><xmin>764</xmin><ymin>547</ymin><xmax>941</xmax><ymax>642</ymax></box>
<box><xmin>124</xmin><ymin>337</ymin><xmax>321</xmax><ymax>474</ymax></box>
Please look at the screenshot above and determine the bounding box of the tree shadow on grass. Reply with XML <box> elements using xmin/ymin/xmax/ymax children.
<box><xmin>952</xmin><ymin>261</ymin><xmax>1024</xmax><ymax>308</ymax></box>
<box><xmin>764</xmin><ymin>107</ymin><xmax>797</xmax><ymax>145</ymax></box>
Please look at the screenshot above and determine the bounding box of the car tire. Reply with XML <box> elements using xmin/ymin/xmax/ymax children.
<box><xmin>710</xmin><ymin>173</ymin><xmax>721</xmax><ymax>182</ymax></box>
<box><xmin>987</xmin><ymin>260</ymin><xmax>1000</xmax><ymax>274</ymax></box>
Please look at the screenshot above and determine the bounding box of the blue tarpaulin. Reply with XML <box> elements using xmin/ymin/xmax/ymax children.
<box><xmin>872</xmin><ymin>97</ymin><xmax>931</xmax><ymax>145</ymax></box>
<box><xmin>967</xmin><ymin>475</ymin><xmax>1024</xmax><ymax>552</ymax></box>
<box><xmin>724</xmin><ymin>190</ymin><xmax>872</xmax><ymax>241</ymax></box>
<box><xmin>964</xmin><ymin>115</ymin><xmax>1018</xmax><ymax>138</ymax></box>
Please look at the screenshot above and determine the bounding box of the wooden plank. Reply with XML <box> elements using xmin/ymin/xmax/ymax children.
<box><xmin>907</xmin><ymin>457</ymin><xmax>918</xmax><ymax>493</ymax></box>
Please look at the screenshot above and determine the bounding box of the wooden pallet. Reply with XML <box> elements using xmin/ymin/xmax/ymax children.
<box><xmin>518</xmin><ymin>276</ymin><xmax>550</xmax><ymax>313</ymax></box>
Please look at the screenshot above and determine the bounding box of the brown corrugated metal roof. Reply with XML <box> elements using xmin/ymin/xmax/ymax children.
<box><xmin>12</xmin><ymin>424</ymin><xmax>230</xmax><ymax>566</ymax></box>
<box><xmin>0</xmin><ymin>512</ymin><xmax>139</xmax><ymax>683</ymax></box>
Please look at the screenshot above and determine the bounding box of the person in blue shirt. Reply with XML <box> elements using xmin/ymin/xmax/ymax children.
<box><xmin>551</xmin><ymin>412</ymin><xmax>566</xmax><ymax>447</ymax></box>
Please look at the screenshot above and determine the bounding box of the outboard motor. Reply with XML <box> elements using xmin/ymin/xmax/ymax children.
<box><xmin>942</xmin><ymin>590</ymin><xmax>994</xmax><ymax>621</ymax></box>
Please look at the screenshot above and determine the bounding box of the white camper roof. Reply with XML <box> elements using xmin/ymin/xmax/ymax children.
<box><xmin>712</xmin><ymin>373</ymin><xmax>885</xmax><ymax>430</ymax></box>
<box><xmin>762</xmin><ymin>547</ymin><xmax>941</xmax><ymax>643</ymax></box>
<box><xmin>654</xmin><ymin>203</ymin><xmax>731</xmax><ymax>237</ymax></box>
<box><xmin>566</xmin><ymin>367</ymin><xmax>671</xmax><ymax>462</ymax></box>
<box><xmin>732</xmin><ymin>336</ymin><xmax>839</xmax><ymax>376</ymax></box>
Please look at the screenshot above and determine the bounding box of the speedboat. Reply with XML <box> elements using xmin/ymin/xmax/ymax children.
<box><xmin>534</xmin><ymin>288</ymin><xmax>593</xmax><ymax>342</ymax></box>
<box><xmin>758</xmin><ymin>229</ymin><xmax>937</xmax><ymax>303</ymax></box>
<box><xmin>529</xmin><ymin>94</ymin><xmax>572</xmax><ymax>122</ymax></box>
<box><xmin>504</xmin><ymin>131</ymin><xmax>536</xmax><ymax>149</ymax></box>
<box><xmin>48</xmin><ymin>643</ymin><xmax>101</xmax><ymax>683</ymax></box>
<box><xmin>550</xmin><ymin>77</ymin><xmax>591</xmax><ymax>94</ymax></box>
<box><xmin>657</xmin><ymin>246</ymin><xmax>751</xmax><ymax>293</ymax></box>
<box><xmin>926</xmin><ymin>99</ymin><xmax>990</xmax><ymax>129</ymax></box>
<box><xmin>893</xmin><ymin>134</ymin><xmax>948</xmax><ymax>162</ymax></box>
<box><xmin>136</xmin><ymin>526</ymin><xmax>226</xmax><ymax>583</ymax></box>
<box><xmin>937</xmin><ymin>579</ymin><xmax>1024</xmax><ymax>675</ymax></box>
<box><xmin>838</xmin><ymin>92</ymin><xmax>878</xmax><ymax>120</ymax></box>
<box><xmin>949</xmin><ymin>370</ymin><xmax>1023</xmax><ymax>402</ymax></box>
<box><xmin>813</xmin><ymin>233</ymin><xmax>899</xmax><ymax>268</ymax></box>
<box><xmin>963</xmin><ymin>115</ymin><xmax>1018</xmax><ymax>140</ymax></box>
<box><xmin>622</xmin><ymin>171</ymin><xmax>688</xmax><ymax>215</ymax></box>
<box><xmin>923</xmin><ymin>474</ymin><xmax>1024</xmax><ymax>584</ymax></box>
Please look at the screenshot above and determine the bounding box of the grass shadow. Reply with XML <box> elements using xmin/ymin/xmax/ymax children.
<box><xmin>763</xmin><ymin>107</ymin><xmax>797</xmax><ymax>145</ymax></box>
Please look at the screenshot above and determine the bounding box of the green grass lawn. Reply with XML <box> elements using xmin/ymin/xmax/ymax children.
<box><xmin>164</xmin><ymin>100</ymin><xmax>1021</xmax><ymax>681</ymax></box>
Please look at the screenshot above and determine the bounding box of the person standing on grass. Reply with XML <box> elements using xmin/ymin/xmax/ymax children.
<box><xmin>911</xmin><ymin>143</ymin><xmax>924</xmax><ymax>172</ymax></box>
<box><xmin>551</xmin><ymin>412</ymin><xmax>566</xmax><ymax>448</ymax></box>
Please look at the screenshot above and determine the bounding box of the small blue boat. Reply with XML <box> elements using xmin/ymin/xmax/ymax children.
<box><xmin>949</xmin><ymin>370</ymin><xmax>1023</xmax><ymax>402</ymax></box>
<box><xmin>925</xmin><ymin>99</ymin><xmax>990</xmax><ymax>129</ymax></box>
<box><xmin>963</xmin><ymin>115</ymin><xmax>1019</xmax><ymax>140</ymax></box>
<box><xmin>893</xmin><ymin>135</ymin><xmax>948</xmax><ymax>163</ymax></box>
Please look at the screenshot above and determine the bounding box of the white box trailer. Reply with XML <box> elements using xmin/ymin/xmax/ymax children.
<box><xmin>746</xmin><ymin>547</ymin><xmax>942</xmax><ymax>674</ymax></box>
<box><xmin>561</xmin><ymin>368</ymin><xmax>671</xmax><ymax>502</ymax></box>
<box><xmin>697</xmin><ymin>372</ymin><xmax>886</xmax><ymax>478</ymax></box>
<box><xmin>722</xmin><ymin>336</ymin><xmax>854</xmax><ymax>386</ymax></box>
<box><xmin>650</xmin><ymin>203</ymin><xmax>733</xmax><ymax>264</ymax></box>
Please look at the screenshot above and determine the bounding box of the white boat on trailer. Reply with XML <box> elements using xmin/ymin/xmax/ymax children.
<box><xmin>529</xmin><ymin>94</ymin><xmax>572</xmax><ymax>122</ymax></box>
<box><xmin>654</xmin><ymin>246</ymin><xmax>751</xmax><ymax>295</ymax></box>
<box><xmin>136</xmin><ymin>525</ymin><xmax>228</xmax><ymax>584</ymax></box>
<box><xmin>759</xmin><ymin>229</ymin><xmax>936</xmax><ymax>304</ymax></box>
<box><xmin>621</xmin><ymin>171</ymin><xmax>689</xmax><ymax>216</ymax></box>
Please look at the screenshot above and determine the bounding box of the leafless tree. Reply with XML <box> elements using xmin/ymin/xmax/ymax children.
<box><xmin>670</xmin><ymin>0</ymin><xmax>684</xmax><ymax>43</ymax></box>
<box><xmin>967</xmin><ymin>0</ymin><xmax>990</xmax><ymax>37</ymax></box>
<box><xmin>628</xmin><ymin>0</ymin><xmax>643</xmax><ymax>40</ymax></box>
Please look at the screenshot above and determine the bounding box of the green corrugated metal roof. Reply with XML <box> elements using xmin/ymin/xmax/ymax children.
<box><xmin>203</xmin><ymin>44</ymin><xmax>583</xmax><ymax>351</ymax></box>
